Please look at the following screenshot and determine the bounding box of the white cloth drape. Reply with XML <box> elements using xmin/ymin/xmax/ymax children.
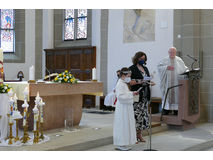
<box><xmin>157</xmin><ymin>56</ymin><xmax>188</xmax><ymax>110</ymax></box>
<box><xmin>113</xmin><ymin>79</ymin><xmax>137</xmax><ymax>146</ymax></box>
<box><xmin>104</xmin><ymin>92</ymin><xmax>116</xmax><ymax>107</ymax></box>
<box><xmin>0</xmin><ymin>94</ymin><xmax>10</xmax><ymax>140</ymax></box>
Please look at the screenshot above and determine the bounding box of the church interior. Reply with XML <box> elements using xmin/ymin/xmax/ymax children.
<box><xmin>1</xmin><ymin>7</ymin><xmax>213</xmax><ymax>155</ymax></box>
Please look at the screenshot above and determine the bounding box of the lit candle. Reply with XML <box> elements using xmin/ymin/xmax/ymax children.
<box><xmin>39</xmin><ymin>99</ymin><xmax>45</xmax><ymax>123</ymax></box>
<box><xmin>22</xmin><ymin>100</ymin><xmax>29</xmax><ymax>126</ymax></box>
<box><xmin>33</xmin><ymin>105</ymin><xmax>39</xmax><ymax>131</ymax></box>
<box><xmin>35</xmin><ymin>92</ymin><xmax>41</xmax><ymax>105</ymax></box>
<box><xmin>23</xmin><ymin>108</ymin><xmax>26</xmax><ymax>126</ymax></box>
<box><xmin>9</xmin><ymin>97</ymin><xmax>14</xmax><ymax>123</ymax></box>
<box><xmin>14</xmin><ymin>93</ymin><xmax>18</xmax><ymax>111</ymax></box>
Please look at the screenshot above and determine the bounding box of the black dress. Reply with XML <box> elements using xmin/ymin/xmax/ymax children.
<box><xmin>129</xmin><ymin>64</ymin><xmax>150</xmax><ymax>131</ymax></box>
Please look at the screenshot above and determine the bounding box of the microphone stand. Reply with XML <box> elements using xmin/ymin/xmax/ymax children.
<box><xmin>187</xmin><ymin>55</ymin><xmax>198</xmax><ymax>70</ymax></box>
<box><xmin>45</xmin><ymin>67</ymin><xmax>51</xmax><ymax>81</ymax></box>
<box><xmin>144</xmin><ymin>82</ymin><xmax>157</xmax><ymax>151</ymax></box>
<box><xmin>160</xmin><ymin>84</ymin><xmax>183</xmax><ymax>121</ymax></box>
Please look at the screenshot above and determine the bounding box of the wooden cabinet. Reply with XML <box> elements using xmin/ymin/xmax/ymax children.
<box><xmin>44</xmin><ymin>46</ymin><xmax>96</xmax><ymax>108</ymax></box>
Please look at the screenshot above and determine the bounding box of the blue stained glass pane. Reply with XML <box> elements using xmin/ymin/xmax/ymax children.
<box><xmin>1</xmin><ymin>9</ymin><xmax>14</xmax><ymax>29</ymax></box>
<box><xmin>1</xmin><ymin>30</ymin><xmax>14</xmax><ymax>52</ymax></box>
<box><xmin>77</xmin><ymin>17</ymin><xmax>87</xmax><ymax>39</ymax></box>
<box><xmin>65</xmin><ymin>9</ymin><xmax>74</xmax><ymax>19</ymax></box>
<box><xmin>78</xmin><ymin>9</ymin><xmax>87</xmax><ymax>17</ymax></box>
<box><xmin>64</xmin><ymin>19</ymin><xmax>74</xmax><ymax>40</ymax></box>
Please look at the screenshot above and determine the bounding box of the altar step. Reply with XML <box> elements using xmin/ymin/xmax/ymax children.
<box><xmin>49</xmin><ymin>122</ymin><xmax>166</xmax><ymax>151</ymax></box>
<box><xmin>152</xmin><ymin>113</ymin><xmax>196</xmax><ymax>130</ymax></box>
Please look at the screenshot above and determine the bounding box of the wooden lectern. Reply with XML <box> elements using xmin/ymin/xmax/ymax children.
<box><xmin>152</xmin><ymin>69</ymin><xmax>201</xmax><ymax>130</ymax></box>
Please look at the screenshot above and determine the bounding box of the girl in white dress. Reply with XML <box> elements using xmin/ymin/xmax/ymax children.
<box><xmin>113</xmin><ymin>67</ymin><xmax>138</xmax><ymax>151</ymax></box>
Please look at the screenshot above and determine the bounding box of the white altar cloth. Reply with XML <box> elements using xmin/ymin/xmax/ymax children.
<box><xmin>4</xmin><ymin>81</ymin><xmax>29</xmax><ymax>101</ymax></box>
<box><xmin>0</xmin><ymin>94</ymin><xmax>10</xmax><ymax>140</ymax></box>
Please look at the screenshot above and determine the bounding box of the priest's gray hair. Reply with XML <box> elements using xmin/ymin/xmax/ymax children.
<box><xmin>169</xmin><ymin>47</ymin><xmax>177</xmax><ymax>52</ymax></box>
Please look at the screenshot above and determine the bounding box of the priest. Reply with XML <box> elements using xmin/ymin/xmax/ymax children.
<box><xmin>157</xmin><ymin>47</ymin><xmax>189</xmax><ymax>115</ymax></box>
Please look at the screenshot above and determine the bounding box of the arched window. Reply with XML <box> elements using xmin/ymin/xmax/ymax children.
<box><xmin>0</xmin><ymin>9</ymin><xmax>15</xmax><ymax>53</ymax></box>
<box><xmin>64</xmin><ymin>9</ymin><xmax>87</xmax><ymax>41</ymax></box>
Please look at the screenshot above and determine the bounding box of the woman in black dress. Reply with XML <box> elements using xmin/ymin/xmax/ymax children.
<box><xmin>129</xmin><ymin>51</ymin><xmax>155</xmax><ymax>142</ymax></box>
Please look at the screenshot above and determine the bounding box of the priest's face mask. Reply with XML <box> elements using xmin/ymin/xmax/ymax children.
<box><xmin>169</xmin><ymin>48</ymin><xmax>176</xmax><ymax>59</ymax></box>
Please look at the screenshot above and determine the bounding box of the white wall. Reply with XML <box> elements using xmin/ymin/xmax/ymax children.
<box><xmin>4</xmin><ymin>9</ymin><xmax>35</xmax><ymax>81</ymax></box>
<box><xmin>107</xmin><ymin>9</ymin><xmax>174</xmax><ymax>97</ymax></box>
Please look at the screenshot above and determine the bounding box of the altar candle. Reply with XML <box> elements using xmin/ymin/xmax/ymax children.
<box><xmin>92</xmin><ymin>67</ymin><xmax>97</xmax><ymax>80</ymax></box>
<box><xmin>29</xmin><ymin>65</ymin><xmax>35</xmax><ymax>80</ymax></box>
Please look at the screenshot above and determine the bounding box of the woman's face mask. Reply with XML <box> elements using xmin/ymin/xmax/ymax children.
<box><xmin>138</xmin><ymin>60</ymin><xmax>145</xmax><ymax>66</ymax></box>
<box><xmin>124</xmin><ymin>76</ymin><xmax>131</xmax><ymax>83</ymax></box>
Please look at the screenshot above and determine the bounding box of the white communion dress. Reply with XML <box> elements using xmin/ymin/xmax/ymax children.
<box><xmin>113</xmin><ymin>79</ymin><xmax>137</xmax><ymax>146</ymax></box>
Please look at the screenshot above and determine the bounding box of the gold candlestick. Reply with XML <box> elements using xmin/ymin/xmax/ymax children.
<box><xmin>8</xmin><ymin>122</ymin><xmax>14</xmax><ymax>145</ymax></box>
<box><xmin>39</xmin><ymin>122</ymin><xmax>44</xmax><ymax>140</ymax></box>
<box><xmin>33</xmin><ymin>131</ymin><xmax>38</xmax><ymax>144</ymax></box>
<box><xmin>14</xmin><ymin>119</ymin><xmax>20</xmax><ymax>142</ymax></box>
<box><xmin>33</xmin><ymin>121</ymin><xmax>39</xmax><ymax>143</ymax></box>
<box><xmin>21</xmin><ymin>124</ymin><xmax>30</xmax><ymax>143</ymax></box>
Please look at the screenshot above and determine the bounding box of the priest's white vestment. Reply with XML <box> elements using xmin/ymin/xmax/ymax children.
<box><xmin>157</xmin><ymin>56</ymin><xmax>188</xmax><ymax>110</ymax></box>
<box><xmin>113</xmin><ymin>79</ymin><xmax>137</xmax><ymax>146</ymax></box>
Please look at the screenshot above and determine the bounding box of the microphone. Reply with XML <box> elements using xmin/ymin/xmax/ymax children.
<box><xmin>45</xmin><ymin>67</ymin><xmax>51</xmax><ymax>81</ymax></box>
<box><xmin>187</xmin><ymin>55</ymin><xmax>198</xmax><ymax>62</ymax></box>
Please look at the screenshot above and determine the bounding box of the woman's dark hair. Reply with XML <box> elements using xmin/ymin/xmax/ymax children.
<box><xmin>119</xmin><ymin>67</ymin><xmax>131</xmax><ymax>77</ymax></box>
<box><xmin>132</xmin><ymin>51</ymin><xmax>147</xmax><ymax>65</ymax></box>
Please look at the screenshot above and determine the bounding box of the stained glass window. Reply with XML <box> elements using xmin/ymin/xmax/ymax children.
<box><xmin>0</xmin><ymin>9</ymin><xmax>15</xmax><ymax>53</ymax></box>
<box><xmin>64</xmin><ymin>9</ymin><xmax>87</xmax><ymax>41</ymax></box>
<box><xmin>64</xmin><ymin>9</ymin><xmax>74</xmax><ymax>40</ymax></box>
<box><xmin>77</xmin><ymin>9</ymin><xmax>87</xmax><ymax>39</ymax></box>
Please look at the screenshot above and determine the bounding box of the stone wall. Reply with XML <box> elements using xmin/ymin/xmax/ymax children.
<box><xmin>174</xmin><ymin>9</ymin><xmax>213</xmax><ymax>122</ymax></box>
